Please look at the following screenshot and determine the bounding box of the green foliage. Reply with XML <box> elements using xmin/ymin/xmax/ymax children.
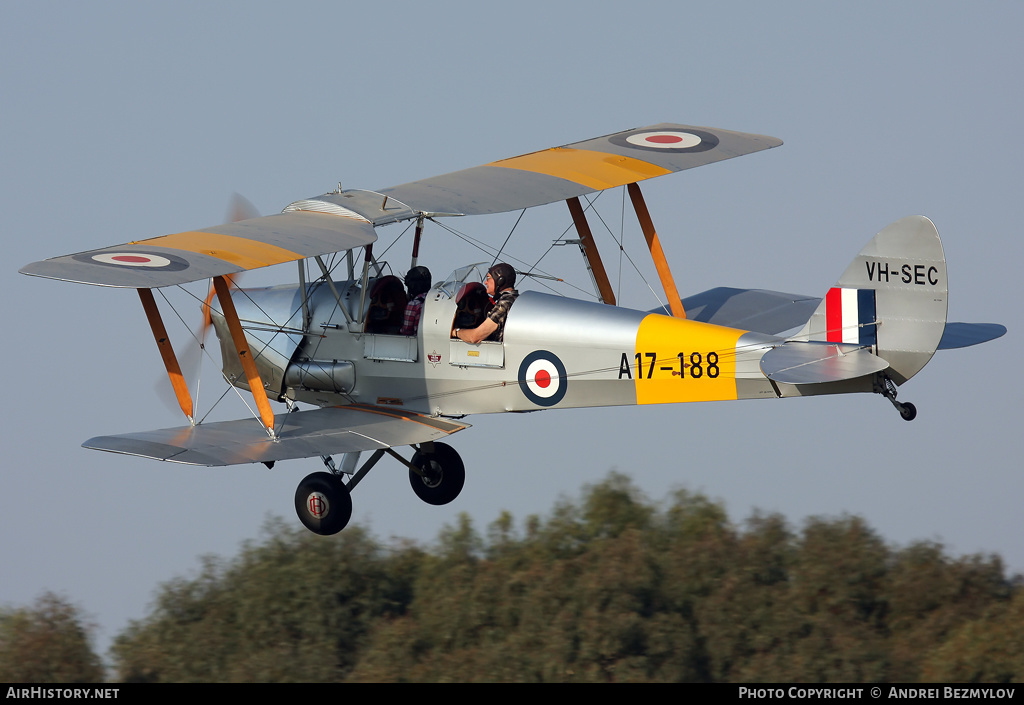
<box><xmin>109</xmin><ymin>473</ymin><xmax>1022</xmax><ymax>683</ymax></box>
<box><xmin>919</xmin><ymin>579</ymin><xmax>1024</xmax><ymax>682</ymax></box>
<box><xmin>0</xmin><ymin>592</ymin><xmax>104</xmax><ymax>683</ymax></box>
<box><xmin>111</xmin><ymin>518</ymin><xmax>423</xmax><ymax>682</ymax></box>
<box><xmin>581</xmin><ymin>471</ymin><xmax>653</xmax><ymax>539</ymax></box>
<box><xmin>885</xmin><ymin>543</ymin><xmax>1012</xmax><ymax>681</ymax></box>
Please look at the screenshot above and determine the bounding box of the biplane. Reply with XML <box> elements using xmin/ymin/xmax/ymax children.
<box><xmin>20</xmin><ymin>123</ymin><xmax>1006</xmax><ymax>535</ymax></box>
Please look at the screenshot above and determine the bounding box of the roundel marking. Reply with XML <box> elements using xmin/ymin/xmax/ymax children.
<box><xmin>626</xmin><ymin>131</ymin><xmax>702</xmax><ymax>149</ymax></box>
<box><xmin>75</xmin><ymin>250</ymin><xmax>191</xmax><ymax>272</ymax></box>
<box><xmin>518</xmin><ymin>350</ymin><xmax>567</xmax><ymax>407</ymax></box>
<box><xmin>610</xmin><ymin>128</ymin><xmax>719</xmax><ymax>154</ymax></box>
<box><xmin>91</xmin><ymin>252</ymin><xmax>173</xmax><ymax>267</ymax></box>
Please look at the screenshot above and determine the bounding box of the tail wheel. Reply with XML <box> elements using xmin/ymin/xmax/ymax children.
<box><xmin>409</xmin><ymin>442</ymin><xmax>465</xmax><ymax>506</ymax></box>
<box><xmin>295</xmin><ymin>472</ymin><xmax>352</xmax><ymax>535</ymax></box>
<box><xmin>876</xmin><ymin>375</ymin><xmax>918</xmax><ymax>422</ymax></box>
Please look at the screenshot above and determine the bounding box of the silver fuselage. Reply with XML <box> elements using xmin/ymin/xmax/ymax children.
<box><xmin>210</xmin><ymin>275</ymin><xmax>874</xmax><ymax>419</ymax></box>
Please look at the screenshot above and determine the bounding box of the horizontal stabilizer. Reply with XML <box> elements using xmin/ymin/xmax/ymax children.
<box><xmin>83</xmin><ymin>405</ymin><xmax>469</xmax><ymax>467</ymax></box>
<box><xmin>760</xmin><ymin>341</ymin><xmax>889</xmax><ymax>385</ymax></box>
<box><xmin>937</xmin><ymin>322</ymin><xmax>1007</xmax><ymax>350</ymax></box>
<box><xmin>675</xmin><ymin>287</ymin><xmax>820</xmax><ymax>336</ymax></box>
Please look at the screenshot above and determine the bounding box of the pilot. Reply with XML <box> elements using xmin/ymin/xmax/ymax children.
<box><xmin>400</xmin><ymin>265</ymin><xmax>432</xmax><ymax>335</ymax></box>
<box><xmin>453</xmin><ymin>262</ymin><xmax>518</xmax><ymax>343</ymax></box>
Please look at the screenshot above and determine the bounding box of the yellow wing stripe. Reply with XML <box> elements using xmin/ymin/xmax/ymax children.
<box><xmin>132</xmin><ymin>231</ymin><xmax>303</xmax><ymax>270</ymax></box>
<box><xmin>488</xmin><ymin>148</ymin><xmax>672</xmax><ymax>191</ymax></box>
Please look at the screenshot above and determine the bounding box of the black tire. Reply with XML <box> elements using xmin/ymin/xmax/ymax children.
<box><xmin>900</xmin><ymin>402</ymin><xmax>917</xmax><ymax>421</ymax></box>
<box><xmin>409</xmin><ymin>442</ymin><xmax>465</xmax><ymax>506</ymax></box>
<box><xmin>294</xmin><ymin>472</ymin><xmax>352</xmax><ymax>535</ymax></box>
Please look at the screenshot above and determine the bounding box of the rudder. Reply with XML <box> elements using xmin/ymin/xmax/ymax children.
<box><xmin>795</xmin><ymin>216</ymin><xmax>947</xmax><ymax>384</ymax></box>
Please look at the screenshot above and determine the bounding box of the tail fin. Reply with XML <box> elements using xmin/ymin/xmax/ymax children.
<box><xmin>795</xmin><ymin>216</ymin><xmax>947</xmax><ymax>384</ymax></box>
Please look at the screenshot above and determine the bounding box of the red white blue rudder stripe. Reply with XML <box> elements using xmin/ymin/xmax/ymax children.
<box><xmin>825</xmin><ymin>288</ymin><xmax>877</xmax><ymax>346</ymax></box>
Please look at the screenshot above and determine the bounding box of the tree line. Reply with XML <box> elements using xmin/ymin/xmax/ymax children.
<box><xmin>3</xmin><ymin>473</ymin><xmax>1022</xmax><ymax>682</ymax></box>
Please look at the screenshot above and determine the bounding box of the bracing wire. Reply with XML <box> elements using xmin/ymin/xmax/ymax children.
<box><xmin>152</xmin><ymin>186</ymin><xmax>702</xmax><ymax>425</ymax></box>
<box><xmin>429</xmin><ymin>218</ymin><xmax>596</xmax><ymax>299</ymax></box>
<box><xmin>584</xmin><ymin>190</ymin><xmax>670</xmax><ymax>315</ymax></box>
<box><xmin>393</xmin><ymin>341</ymin><xmax>757</xmax><ymax>406</ymax></box>
<box><xmin>492</xmin><ymin>209</ymin><xmax>526</xmax><ymax>266</ymax></box>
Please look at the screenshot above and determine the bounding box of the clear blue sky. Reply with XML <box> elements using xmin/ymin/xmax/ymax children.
<box><xmin>2</xmin><ymin>1</ymin><xmax>1021</xmax><ymax>657</ymax></box>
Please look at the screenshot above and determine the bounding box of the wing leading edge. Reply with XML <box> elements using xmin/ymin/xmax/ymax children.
<box><xmin>377</xmin><ymin>123</ymin><xmax>782</xmax><ymax>216</ymax></box>
<box><xmin>21</xmin><ymin>123</ymin><xmax>780</xmax><ymax>288</ymax></box>
<box><xmin>83</xmin><ymin>405</ymin><xmax>469</xmax><ymax>467</ymax></box>
<box><xmin>19</xmin><ymin>210</ymin><xmax>377</xmax><ymax>289</ymax></box>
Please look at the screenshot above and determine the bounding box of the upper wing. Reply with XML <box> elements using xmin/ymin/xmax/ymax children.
<box><xmin>19</xmin><ymin>209</ymin><xmax>377</xmax><ymax>289</ymax></box>
<box><xmin>20</xmin><ymin>123</ymin><xmax>780</xmax><ymax>288</ymax></box>
<box><xmin>83</xmin><ymin>404</ymin><xmax>469</xmax><ymax>466</ymax></box>
<box><xmin>377</xmin><ymin>123</ymin><xmax>782</xmax><ymax>216</ymax></box>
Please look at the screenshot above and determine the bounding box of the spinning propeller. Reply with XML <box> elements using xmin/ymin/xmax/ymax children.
<box><xmin>154</xmin><ymin>194</ymin><xmax>260</xmax><ymax>414</ymax></box>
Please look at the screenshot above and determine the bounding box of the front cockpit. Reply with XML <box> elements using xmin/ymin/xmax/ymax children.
<box><xmin>208</xmin><ymin>261</ymin><xmax>507</xmax><ymax>408</ymax></box>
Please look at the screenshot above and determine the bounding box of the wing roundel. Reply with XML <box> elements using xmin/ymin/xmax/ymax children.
<box><xmin>21</xmin><ymin>123</ymin><xmax>780</xmax><ymax>288</ymax></box>
<box><xmin>377</xmin><ymin>123</ymin><xmax>782</xmax><ymax>216</ymax></box>
<box><xmin>20</xmin><ymin>210</ymin><xmax>377</xmax><ymax>289</ymax></box>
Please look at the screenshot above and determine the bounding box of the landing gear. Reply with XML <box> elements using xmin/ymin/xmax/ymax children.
<box><xmin>409</xmin><ymin>442</ymin><xmax>465</xmax><ymax>506</ymax></box>
<box><xmin>292</xmin><ymin>442</ymin><xmax>466</xmax><ymax>535</ymax></box>
<box><xmin>876</xmin><ymin>375</ymin><xmax>917</xmax><ymax>422</ymax></box>
<box><xmin>294</xmin><ymin>471</ymin><xmax>352</xmax><ymax>536</ymax></box>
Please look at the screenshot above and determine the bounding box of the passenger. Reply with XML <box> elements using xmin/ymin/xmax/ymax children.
<box><xmin>400</xmin><ymin>266</ymin><xmax>432</xmax><ymax>336</ymax></box>
<box><xmin>453</xmin><ymin>281</ymin><xmax>491</xmax><ymax>330</ymax></box>
<box><xmin>453</xmin><ymin>263</ymin><xmax>518</xmax><ymax>343</ymax></box>
<box><xmin>365</xmin><ymin>275</ymin><xmax>407</xmax><ymax>334</ymax></box>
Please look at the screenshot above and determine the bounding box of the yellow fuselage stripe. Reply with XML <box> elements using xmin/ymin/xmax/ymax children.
<box><xmin>133</xmin><ymin>231</ymin><xmax>303</xmax><ymax>270</ymax></box>
<box><xmin>634</xmin><ymin>314</ymin><xmax>744</xmax><ymax>404</ymax></box>
<box><xmin>489</xmin><ymin>148</ymin><xmax>671</xmax><ymax>191</ymax></box>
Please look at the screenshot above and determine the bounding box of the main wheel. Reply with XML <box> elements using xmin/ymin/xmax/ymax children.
<box><xmin>295</xmin><ymin>472</ymin><xmax>352</xmax><ymax>535</ymax></box>
<box><xmin>899</xmin><ymin>402</ymin><xmax>917</xmax><ymax>421</ymax></box>
<box><xmin>409</xmin><ymin>442</ymin><xmax>465</xmax><ymax>506</ymax></box>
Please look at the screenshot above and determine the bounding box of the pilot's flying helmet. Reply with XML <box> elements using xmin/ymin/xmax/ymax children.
<box><xmin>487</xmin><ymin>263</ymin><xmax>516</xmax><ymax>292</ymax></box>
<box><xmin>404</xmin><ymin>266</ymin><xmax>432</xmax><ymax>297</ymax></box>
